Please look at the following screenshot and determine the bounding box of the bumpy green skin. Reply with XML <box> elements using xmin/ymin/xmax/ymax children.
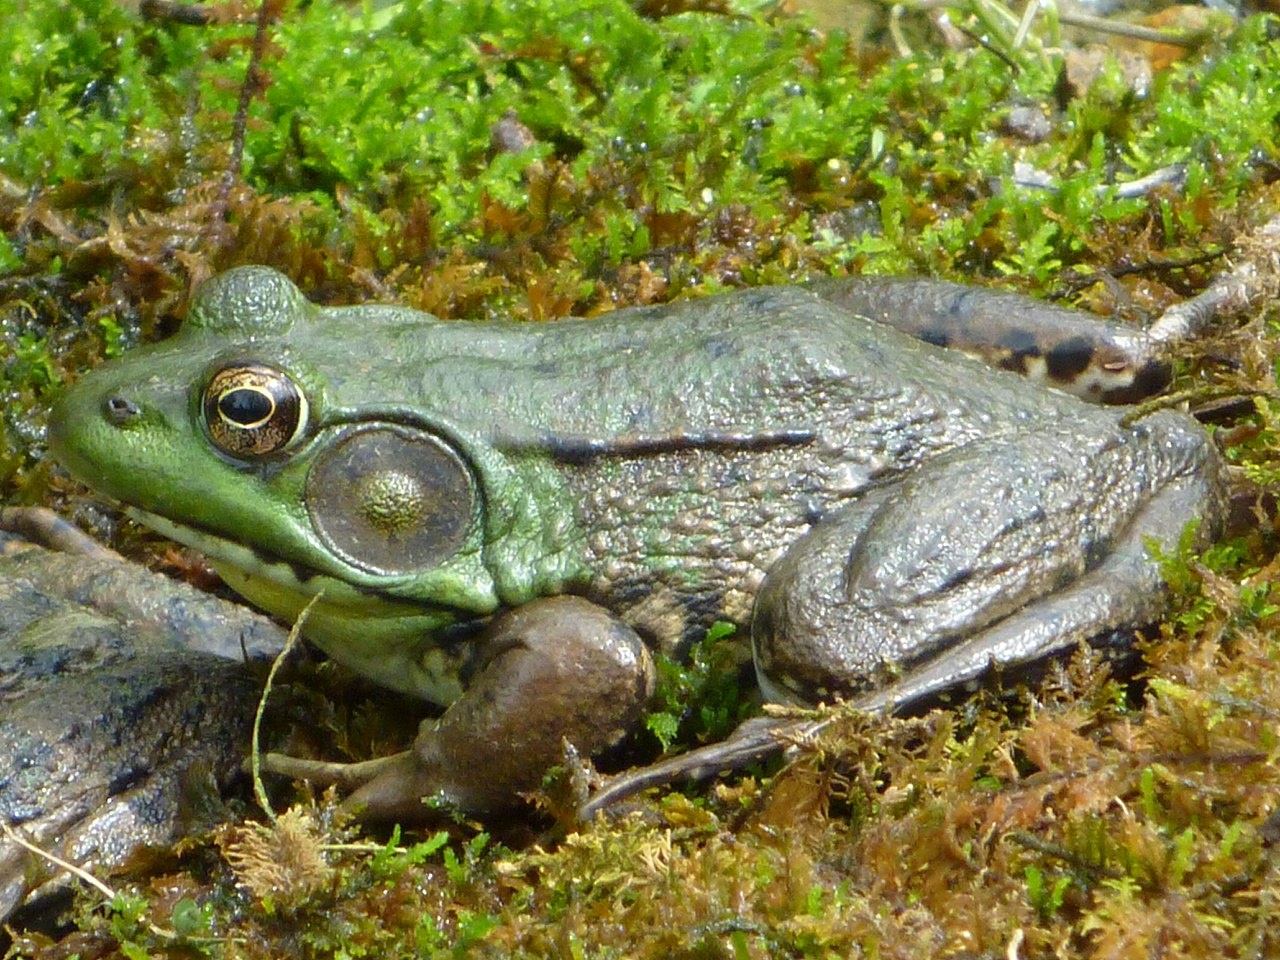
<box><xmin>49</xmin><ymin>267</ymin><xmax>1224</xmax><ymax>712</ymax></box>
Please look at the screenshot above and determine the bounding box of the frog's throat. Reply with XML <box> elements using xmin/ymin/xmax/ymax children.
<box><xmin>125</xmin><ymin>506</ymin><xmax>434</xmax><ymax>621</ymax></box>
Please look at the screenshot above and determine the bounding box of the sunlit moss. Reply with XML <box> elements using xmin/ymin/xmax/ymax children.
<box><xmin>4</xmin><ymin>1</ymin><xmax>1280</xmax><ymax>957</ymax></box>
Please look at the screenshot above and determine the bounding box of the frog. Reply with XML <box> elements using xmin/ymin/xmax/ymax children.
<box><xmin>47</xmin><ymin>265</ymin><xmax>1227</xmax><ymax>820</ymax></box>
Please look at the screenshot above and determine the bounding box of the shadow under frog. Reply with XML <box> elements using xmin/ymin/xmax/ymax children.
<box><xmin>43</xmin><ymin>266</ymin><xmax>1226</xmax><ymax>823</ymax></box>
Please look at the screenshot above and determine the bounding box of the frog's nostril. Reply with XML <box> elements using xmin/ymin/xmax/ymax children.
<box><xmin>104</xmin><ymin>395</ymin><xmax>141</xmax><ymax>424</ymax></box>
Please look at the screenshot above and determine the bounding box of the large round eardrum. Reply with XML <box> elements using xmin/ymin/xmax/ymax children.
<box><xmin>305</xmin><ymin>425</ymin><xmax>476</xmax><ymax>576</ymax></box>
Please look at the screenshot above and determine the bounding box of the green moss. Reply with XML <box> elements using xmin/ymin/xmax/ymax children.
<box><xmin>5</xmin><ymin>0</ymin><xmax>1276</xmax><ymax>292</ymax></box>
<box><xmin>4</xmin><ymin>1</ymin><xmax>1280</xmax><ymax>957</ymax></box>
<box><xmin>0</xmin><ymin>0</ymin><xmax>202</xmax><ymax>187</ymax></box>
<box><xmin>647</xmin><ymin>621</ymin><xmax>751</xmax><ymax>751</ymax></box>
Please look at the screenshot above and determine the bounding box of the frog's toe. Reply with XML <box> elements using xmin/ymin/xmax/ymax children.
<box><xmin>340</xmin><ymin>753</ymin><xmax>443</xmax><ymax>823</ymax></box>
<box><xmin>260</xmin><ymin>751</ymin><xmax>449</xmax><ymax>822</ymax></box>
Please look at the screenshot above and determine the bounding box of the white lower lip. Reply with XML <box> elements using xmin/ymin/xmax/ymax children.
<box><xmin>126</xmin><ymin>506</ymin><xmax>323</xmax><ymax>596</ymax></box>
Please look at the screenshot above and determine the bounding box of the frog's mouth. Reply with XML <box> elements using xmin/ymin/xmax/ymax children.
<box><xmin>126</xmin><ymin>506</ymin><xmax>435</xmax><ymax>621</ymax></box>
<box><xmin>127</xmin><ymin>507</ymin><xmax>473</xmax><ymax>704</ymax></box>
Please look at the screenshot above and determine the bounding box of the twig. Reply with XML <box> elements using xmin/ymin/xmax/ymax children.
<box><xmin>216</xmin><ymin>0</ymin><xmax>275</xmax><ymax>217</ymax></box>
<box><xmin>1006</xmin><ymin>830</ymin><xmax>1125</xmax><ymax>880</ymax></box>
<box><xmin>250</xmin><ymin>593</ymin><xmax>321</xmax><ymax>823</ymax></box>
<box><xmin>2</xmin><ymin>823</ymin><xmax>117</xmax><ymax>902</ymax></box>
<box><xmin>0</xmin><ymin>506</ymin><xmax>124</xmax><ymax>562</ymax></box>
<box><xmin>1150</xmin><ymin>214</ymin><xmax>1280</xmax><ymax>344</ymax></box>
<box><xmin>1058</xmin><ymin>8</ymin><xmax>1204</xmax><ymax>46</ymax></box>
<box><xmin>899</xmin><ymin>0</ymin><xmax>1204</xmax><ymax>48</ymax></box>
<box><xmin>1010</xmin><ymin>161</ymin><xmax>1186</xmax><ymax>198</ymax></box>
<box><xmin>1111</xmin><ymin>164</ymin><xmax>1186</xmax><ymax>199</ymax></box>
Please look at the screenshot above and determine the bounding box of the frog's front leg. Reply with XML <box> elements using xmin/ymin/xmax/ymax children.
<box><xmin>270</xmin><ymin>596</ymin><xmax>655</xmax><ymax>820</ymax></box>
<box><xmin>754</xmin><ymin>410</ymin><xmax>1226</xmax><ymax>710</ymax></box>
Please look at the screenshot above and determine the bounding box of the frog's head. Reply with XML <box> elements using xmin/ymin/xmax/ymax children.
<box><xmin>48</xmin><ymin>267</ymin><xmax>537</xmax><ymax>690</ymax></box>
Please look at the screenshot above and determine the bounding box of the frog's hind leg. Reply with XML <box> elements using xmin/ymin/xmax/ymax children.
<box><xmin>752</xmin><ymin>411</ymin><xmax>1225</xmax><ymax>712</ymax></box>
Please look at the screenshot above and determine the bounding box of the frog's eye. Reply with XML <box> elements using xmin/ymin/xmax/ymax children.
<box><xmin>305</xmin><ymin>425</ymin><xmax>475</xmax><ymax>575</ymax></box>
<box><xmin>203</xmin><ymin>363</ymin><xmax>309</xmax><ymax>458</ymax></box>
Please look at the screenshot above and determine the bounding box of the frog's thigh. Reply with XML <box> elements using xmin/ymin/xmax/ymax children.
<box><xmin>753</xmin><ymin>413</ymin><xmax>1223</xmax><ymax>709</ymax></box>
<box><xmin>346</xmin><ymin>596</ymin><xmax>655</xmax><ymax>820</ymax></box>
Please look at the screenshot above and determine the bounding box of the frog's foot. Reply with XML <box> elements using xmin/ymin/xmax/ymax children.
<box><xmin>260</xmin><ymin>751</ymin><xmax>437</xmax><ymax>823</ymax></box>
<box><xmin>1</xmin><ymin>646</ymin><xmax>260</xmax><ymax>924</ymax></box>
<box><xmin>812</xmin><ymin>278</ymin><xmax>1172</xmax><ymax>404</ymax></box>
<box><xmin>260</xmin><ymin>752</ymin><xmax>409</xmax><ymax>791</ymax></box>
<box><xmin>267</xmin><ymin>596</ymin><xmax>655</xmax><ymax>821</ymax></box>
<box><xmin>754</xmin><ymin>411</ymin><xmax>1227</xmax><ymax>710</ymax></box>
<box><xmin>577</xmin><ymin>715</ymin><xmax>818</xmax><ymax>819</ymax></box>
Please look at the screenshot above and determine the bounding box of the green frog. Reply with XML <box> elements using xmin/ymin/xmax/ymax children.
<box><xmin>47</xmin><ymin>266</ymin><xmax>1227</xmax><ymax>819</ymax></box>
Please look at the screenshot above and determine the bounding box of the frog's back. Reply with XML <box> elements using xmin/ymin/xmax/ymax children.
<box><xmin>313</xmin><ymin>286</ymin><xmax>1118</xmax><ymax>648</ymax></box>
<box><xmin>321</xmin><ymin>286</ymin><xmax>1081</xmax><ymax>442</ymax></box>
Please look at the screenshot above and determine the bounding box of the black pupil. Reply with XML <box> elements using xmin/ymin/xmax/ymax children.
<box><xmin>220</xmin><ymin>388</ymin><xmax>273</xmax><ymax>425</ymax></box>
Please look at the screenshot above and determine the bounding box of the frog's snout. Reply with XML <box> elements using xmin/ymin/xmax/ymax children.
<box><xmin>46</xmin><ymin>377</ymin><xmax>153</xmax><ymax>495</ymax></box>
<box><xmin>47</xmin><ymin>384</ymin><xmax>96</xmax><ymax>485</ymax></box>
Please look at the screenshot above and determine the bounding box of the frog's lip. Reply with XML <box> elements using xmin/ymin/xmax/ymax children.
<box><xmin>127</xmin><ymin>506</ymin><xmax>322</xmax><ymax>588</ymax></box>
<box><xmin>125</xmin><ymin>506</ymin><xmax>421</xmax><ymax>615</ymax></box>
